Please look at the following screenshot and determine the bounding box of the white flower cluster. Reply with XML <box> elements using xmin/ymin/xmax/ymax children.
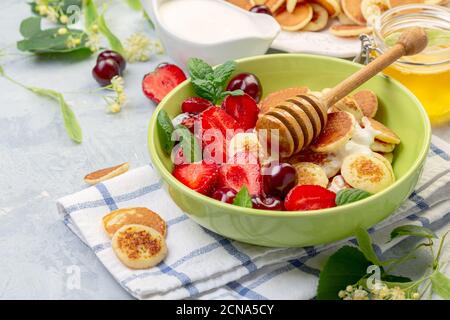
<box><xmin>105</xmin><ymin>76</ymin><xmax>127</xmax><ymax>113</ymax></box>
<box><xmin>338</xmin><ymin>283</ymin><xmax>420</xmax><ymax>300</ymax></box>
<box><xmin>34</xmin><ymin>0</ymin><xmax>69</xmax><ymax>24</ymax></box>
<box><xmin>124</xmin><ymin>33</ymin><xmax>164</xmax><ymax>63</ymax></box>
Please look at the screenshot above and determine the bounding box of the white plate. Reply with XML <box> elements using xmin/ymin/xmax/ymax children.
<box><xmin>271</xmin><ymin>26</ymin><xmax>362</xmax><ymax>58</ymax></box>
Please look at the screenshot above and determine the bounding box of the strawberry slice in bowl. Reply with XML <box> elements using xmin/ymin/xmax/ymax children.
<box><xmin>172</xmin><ymin>161</ymin><xmax>219</xmax><ymax>196</ymax></box>
<box><xmin>217</xmin><ymin>152</ymin><xmax>262</xmax><ymax>196</ymax></box>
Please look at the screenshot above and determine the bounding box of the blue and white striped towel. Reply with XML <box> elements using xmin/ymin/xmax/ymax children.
<box><xmin>57</xmin><ymin>136</ymin><xmax>450</xmax><ymax>300</ymax></box>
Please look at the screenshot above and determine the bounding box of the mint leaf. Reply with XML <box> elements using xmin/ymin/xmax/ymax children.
<box><xmin>431</xmin><ymin>271</ymin><xmax>450</xmax><ymax>300</ymax></box>
<box><xmin>157</xmin><ymin>110</ymin><xmax>175</xmax><ymax>155</ymax></box>
<box><xmin>213</xmin><ymin>60</ymin><xmax>236</xmax><ymax>86</ymax></box>
<box><xmin>336</xmin><ymin>188</ymin><xmax>371</xmax><ymax>206</ymax></box>
<box><xmin>233</xmin><ymin>186</ymin><xmax>252</xmax><ymax>208</ymax></box>
<box><xmin>173</xmin><ymin>125</ymin><xmax>202</xmax><ymax>163</ymax></box>
<box><xmin>187</xmin><ymin>58</ymin><xmax>239</xmax><ymax>104</ymax></box>
<box><xmin>389</xmin><ymin>225</ymin><xmax>437</xmax><ymax>242</ymax></box>
<box><xmin>317</xmin><ymin>246</ymin><xmax>372</xmax><ymax>300</ymax></box>
<box><xmin>355</xmin><ymin>227</ymin><xmax>382</xmax><ymax>266</ymax></box>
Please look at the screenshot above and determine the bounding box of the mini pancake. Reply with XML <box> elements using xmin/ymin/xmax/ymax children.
<box><xmin>266</xmin><ymin>107</ymin><xmax>305</xmax><ymax>153</ymax></box>
<box><xmin>310</xmin><ymin>111</ymin><xmax>355</xmax><ymax>153</ymax></box>
<box><xmin>275</xmin><ymin>3</ymin><xmax>314</xmax><ymax>31</ymax></box>
<box><xmin>259</xmin><ymin>87</ymin><xmax>310</xmax><ymax>115</ymax></box>
<box><xmin>311</xmin><ymin>0</ymin><xmax>341</xmax><ymax>17</ymax></box>
<box><xmin>330</xmin><ymin>24</ymin><xmax>373</xmax><ymax>37</ymax></box>
<box><xmin>333</xmin><ymin>96</ymin><xmax>364</xmax><ymax>122</ymax></box>
<box><xmin>227</xmin><ymin>0</ymin><xmax>253</xmax><ymax>10</ymax></box>
<box><xmin>288</xmin><ymin>148</ymin><xmax>341</xmax><ymax>178</ymax></box>
<box><xmin>266</xmin><ymin>0</ymin><xmax>286</xmax><ymax>12</ymax></box>
<box><xmin>102</xmin><ymin>207</ymin><xmax>167</xmax><ymax>238</ymax></box>
<box><xmin>371</xmin><ymin>139</ymin><xmax>396</xmax><ymax>153</ymax></box>
<box><xmin>256</xmin><ymin>114</ymin><xmax>295</xmax><ymax>158</ymax></box>
<box><xmin>84</xmin><ymin>162</ymin><xmax>129</xmax><ymax>185</ymax></box>
<box><xmin>366</xmin><ymin>118</ymin><xmax>401</xmax><ymax>144</ymax></box>
<box><xmin>328</xmin><ymin>174</ymin><xmax>352</xmax><ymax>193</ymax></box>
<box><xmin>286</xmin><ymin>0</ymin><xmax>298</xmax><ymax>13</ymax></box>
<box><xmin>302</xmin><ymin>3</ymin><xmax>329</xmax><ymax>32</ymax></box>
<box><xmin>293</xmin><ymin>162</ymin><xmax>329</xmax><ymax>188</ymax></box>
<box><xmin>276</xmin><ymin>101</ymin><xmax>316</xmax><ymax>146</ymax></box>
<box><xmin>341</xmin><ymin>153</ymin><xmax>394</xmax><ymax>193</ymax></box>
<box><xmin>341</xmin><ymin>0</ymin><xmax>366</xmax><ymax>25</ymax></box>
<box><xmin>372</xmin><ymin>152</ymin><xmax>395</xmax><ymax>180</ymax></box>
<box><xmin>337</xmin><ymin>12</ymin><xmax>355</xmax><ymax>24</ymax></box>
<box><xmin>387</xmin><ymin>0</ymin><xmax>424</xmax><ymax>8</ymax></box>
<box><xmin>378</xmin><ymin>152</ymin><xmax>394</xmax><ymax>164</ymax></box>
<box><xmin>353</xmin><ymin>89</ymin><xmax>378</xmax><ymax>117</ymax></box>
<box><xmin>112</xmin><ymin>224</ymin><xmax>168</xmax><ymax>269</ymax></box>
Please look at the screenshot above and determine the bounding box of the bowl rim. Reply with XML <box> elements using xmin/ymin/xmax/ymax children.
<box><xmin>148</xmin><ymin>53</ymin><xmax>431</xmax><ymax>218</ymax></box>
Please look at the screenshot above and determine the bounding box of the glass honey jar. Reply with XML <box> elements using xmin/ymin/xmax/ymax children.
<box><xmin>372</xmin><ymin>4</ymin><xmax>450</xmax><ymax>125</ymax></box>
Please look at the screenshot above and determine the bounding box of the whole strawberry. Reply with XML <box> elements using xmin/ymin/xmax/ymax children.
<box><xmin>142</xmin><ymin>63</ymin><xmax>187</xmax><ymax>104</ymax></box>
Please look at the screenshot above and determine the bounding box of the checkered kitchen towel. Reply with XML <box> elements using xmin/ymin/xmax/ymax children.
<box><xmin>57</xmin><ymin>136</ymin><xmax>450</xmax><ymax>300</ymax></box>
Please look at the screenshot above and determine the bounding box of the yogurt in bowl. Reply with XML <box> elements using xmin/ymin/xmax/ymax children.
<box><xmin>142</xmin><ymin>0</ymin><xmax>280</xmax><ymax>66</ymax></box>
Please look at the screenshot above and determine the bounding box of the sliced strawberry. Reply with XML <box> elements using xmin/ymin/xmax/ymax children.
<box><xmin>201</xmin><ymin>106</ymin><xmax>240</xmax><ymax>163</ymax></box>
<box><xmin>181</xmin><ymin>97</ymin><xmax>214</xmax><ymax>113</ymax></box>
<box><xmin>285</xmin><ymin>185</ymin><xmax>336</xmax><ymax>211</ymax></box>
<box><xmin>172</xmin><ymin>161</ymin><xmax>219</xmax><ymax>196</ymax></box>
<box><xmin>142</xmin><ymin>63</ymin><xmax>187</xmax><ymax>104</ymax></box>
<box><xmin>217</xmin><ymin>152</ymin><xmax>262</xmax><ymax>195</ymax></box>
<box><xmin>221</xmin><ymin>93</ymin><xmax>259</xmax><ymax>130</ymax></box>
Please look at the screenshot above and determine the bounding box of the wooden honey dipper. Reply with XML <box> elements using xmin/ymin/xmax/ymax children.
<box><xmin>256</xmin><ymin>27</ymin><xmax>428</xmax><ymax>158</ymax></box>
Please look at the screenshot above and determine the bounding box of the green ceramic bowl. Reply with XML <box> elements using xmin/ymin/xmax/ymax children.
<box><xmin>148</xmin><ymin>54</ymin><xmax>431</xmax><ymax>247</ymax></box>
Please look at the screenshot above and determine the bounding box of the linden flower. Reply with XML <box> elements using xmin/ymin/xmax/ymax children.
<box><xmin>46</xmin><ymin>6</ymin><xmax>59</xmax><ymax>23</ymax></box>
<box><xmin>105</xmin><ymin>76</ymin><xmax>127</xmax><ymax>113</ymax></box>
<box><xmin>59</xmin><ymin>14</ymin><xmax>69</xmax><ymax>25</ymax></box>
<box><xmin>66</xmin><ymin>35</ymin><xmax>82</xmax><ymax>49</ymax></box>
<box><xmin>57</xmin><ymin>27</ymin><xmax>68</xmax><ymax>36</ymax></box>
<box><xmin>86</xmin><ymin>32</ymin><xmax>101</xmax><ymax>52</ymax></box>
<box><xmin>124</xmin><ymin>33</ymin><xmax>152</xmax><ymax>63</ymax></box>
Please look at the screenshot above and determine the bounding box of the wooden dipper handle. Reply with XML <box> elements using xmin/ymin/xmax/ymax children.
<box><xmin>323</xmin><ymin>27</ymin><xmax>428</xmax><ymax>107</ymax></box>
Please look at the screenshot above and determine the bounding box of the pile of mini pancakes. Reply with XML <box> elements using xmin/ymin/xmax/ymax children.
<box><xmin>228</xmin><ymin>0</ymin><xmax>448</xmax><ymax>37</ymax></box>
<box><xmin>258</xmin><ymin>87</ymin><xmax>401</xmax><ymax>194</ymax></box>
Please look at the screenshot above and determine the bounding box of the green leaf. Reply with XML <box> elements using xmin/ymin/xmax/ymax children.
<box><xmin>17</xmin><ymin>28</ymin><xmax>90</xmax><ymax>53</ymax></box>
<box><xmin>173</xmin><ymin>125</ymin><xmax>202</xmax><ymax>163</ymax></box>
<box><xmin>336</xmin><ymin>188</ymin><xmax>371</xmax><ymax>206</ymax></box>
<box><xmin>20</xmin><ymin>17</ymin><xmax>42</xmax><ymax>38</ymax></box>
<box><xmin>233</xmin><ymin>186</ymin><xmax>252</xmax><ymax>208</ymax></box>
<box><xmin>188</xmin><ymin>58</ymin><xmax>214</xmax><ymax>80</ymax></box>
<box><xmin>431</xmin><ymin>271</ymin><xmax>450</xmax><ymax>300</ymax></box>
<box><xmin>355</xmin><ymin>227</ymin><xmax>383</xmax><ymax>266</ymax></box>
<box><xmin>28</xmin><ymin>87</ymin><xmax>82</xmax><ymax>143</ymax></box>
<box><xmin>124</xmin><ymin>0</ymin><xmax>142</xmax><ymax>10</ymax></box>
<box><xmin>156</xmin><ymin>110</ymin><xmax>175</xmax><ymax>155</ymax></box>
<box><xmin>389</xmin><ymin>225</ymin><xmax>437</xmax><ymax>242</ymax></box>
<box><xmin>97</xmin><ymin>13</ymin><xmax>125</xmax><ymax>56</ymax></box>
<box><xmin>385</xmin><ymin>29</ymin><xmax>450</xmax><ymax>48</ymax></box>
<box><xmin>83</xmin><ymin>0</ymin><xmax>99</xmax><ymax>31</ymax></box>
<box><xmin>142</xmin><ymin>10</ymin><xmax>155</xmax><ymax>30</ymax></box>
<box><xmin>381</xmin><ymin>274</ymin><xmax>412</xmax><ymax>283</ymax></box>
<box><xmin>317</xmin><ymin>246</ymin><xmax>372</xmax><ymax>300</ymax></box>
<box><xmin>213</xmin><ymin>60</ymin><xmax>236</xmax><ymax>87</ymax></box>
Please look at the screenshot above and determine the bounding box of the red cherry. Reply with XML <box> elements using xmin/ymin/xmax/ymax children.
<box><xmin>252</xmin><ymin>195</ymin><xmax>284</xmax><ymax>211</ymax></box>
<box><xmin>97</xmin><ymin>50</ymin><xmax>126</xmax><ymax>72</ymax></box>
<box><xmin>92</xmin><ymin>59</ymin><xmax>121</xmax><ymax>86</ymax></box>
<box><xmin>221</xmin><ymin>93</ymin><xmax>259</xmax><ymax>130</ymax></box>
<box><xmin>263</xmin><ymin>162</ymin><xmax>297</xmax><ymax>197</ymax></box>
<box><xmin>250</xmin><ymin>5</ymin><xmax>272</xmax><ymax>16</ymax></box>
<box><xmin>226</xmin><ymin>73</ymin><xmax>262</xmax><ymax>103</ymax></box>
<box><xmin>181</xmin><ymin>97</ymin><xmax>214</xmax><ymax>113</ymax></box>
<box><xmin>284</xmin><ymin>185</ymin><xmax>337</xmax><ymax>211</ymax></box>
<box><xmin>212</xmin><ymin>187</ymin><xmax>237</xmax><ymax>204</ymax></box>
